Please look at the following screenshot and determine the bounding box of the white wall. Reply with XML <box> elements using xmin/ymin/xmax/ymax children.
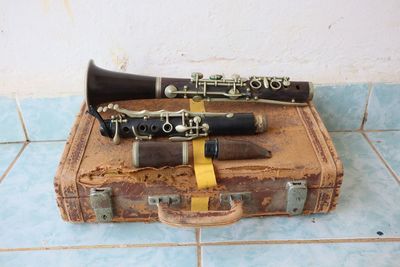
<box><xmin>1</xmin><ymin>0</ymin><xmax>399</xmax><ymax>96</ymax></box>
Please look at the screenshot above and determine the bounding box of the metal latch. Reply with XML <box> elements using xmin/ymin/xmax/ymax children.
<box><xmin>148</xmin><ymin>195</ymin><xmax>181</xmax><ymax>205</ymax></box>
<box><xmin>286</xmin><ymin>181</ymin><xmax>307</xmax><ymax>215</ymax></box>
<box><xmin>90</xmin><ymin>187</ymin><xmax>113</xmax><ymax>222</ymax></box>
<box><xmin>220</xmin><ymin>192</ymin><xmax>251</xmax><ymax>205</ymax></box>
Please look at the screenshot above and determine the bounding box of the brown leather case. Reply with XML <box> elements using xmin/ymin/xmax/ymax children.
<box><xmin>54</xmin><ymin>99</ymin><xmax>343</xmax><ymax>227</ymax></box>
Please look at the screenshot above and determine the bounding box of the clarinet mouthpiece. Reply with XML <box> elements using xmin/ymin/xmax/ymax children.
<box><xmin>205</xmin><ymin>139</ymin><xmax>271</xmax><ymax>161</ymax></box>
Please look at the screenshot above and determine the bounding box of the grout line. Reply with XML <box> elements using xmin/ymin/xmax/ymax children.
<box><xmin>328</xmin><ymin>129</ymin><xmax>400</xmax><ymax>133</ymax></box>
<box><xmin>0</xmin><ymin>142</ymin><xmax>29</xmax><ymax>184</ymax></box>
<box><xmin>361</xmin><ymin>129</ymin><xmax>400</xmax><ymax>132</ymax></box>
<box><xmin>1</xmin><ymin>237</ymin><xmax>400</xmax><ymax>253</ymax></box>
<box><xmin>0</xmin><ymin>140</ymin><xmax>67</xmax><ymax>145</ymax></box>
<box><xmin>14</xmin><ymin>95</ymin><xmax>30</xmax><ymax>141</ymax></box>
<box><xmin>0</xmin><ymin>141</ymin><xmax>26</xmax><ymax>145</ymax></box>
<box><xmin>362</xmin><ymin>133</ymin><xmax>400</xmax><ymax>184</ymax></box>
<box><xmin>196</xmin><ymin>228</ymin><xmax>202</xmax><ymax>267</ymax></box>
<box><xmin>360</xmin><ymin>83</ymin><xmax>373</xmax><ymax>130</ymax></box>
<box><xmin>0</xmin><ymin>243</ymin><xmax>197</xmax><ymax>253</ymax></box>
<box><xmin>29</xmin><ymin>139</ymin><xmax>67</xmax><ymax>143</ymax></box>
<box><xmin>200</xmin><ymin>237</ymin><xmax>400</xmax><ymax>247</ymax></box>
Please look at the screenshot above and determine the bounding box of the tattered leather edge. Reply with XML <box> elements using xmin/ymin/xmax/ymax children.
<box><xmin>77</xmin><ymin>165</ymin><xmax>225</xmax><ymax>195</ymax></box>
<box><xmin>54</xmin><ymin>103</ymin><xmax>85</xmax><ymax>221</ymax></box>
<box><xmin>54</xmin><ymin>103</ymin><xmax>94</xmax><ymax>222</ymax></box>
<box><xmin>308</xmin><ymin>102</ymin><xmax>344</xmax><ymax>211</ymax></box>
<box><xmin>78</xmin><ymin>164</ymin><xmax>195</xmax><ymax>186</ymax></box>
<box><xmin>296</xmin><ymin>105</ymin><xmax>339</xmax><ymax>213</ymax></box>
<box><xmin>308</xmin><ymin>102</ymin><xmax>344</xmax><ymax>179</ymax></box>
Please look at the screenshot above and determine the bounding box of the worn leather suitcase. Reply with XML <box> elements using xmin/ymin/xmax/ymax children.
<box><xmin>54</xmin><ymin>99</ymin><xmax>343</xmax><ymax>227</ymax></box>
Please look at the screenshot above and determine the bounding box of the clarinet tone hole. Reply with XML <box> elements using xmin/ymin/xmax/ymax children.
<box><xmin>138</xmin><ymin>124</ymin><xmax>148</xmax><ymax>132</ymax></box>
<box><xmin>162</xmin><ymin>123</ymin><xmax>173</xmax><ymax>133</ymax></box>
<box><xmin>296</xmin><ymin>85</ymin><xmax>300</xmax><ymax>90</ymax></box>
<box><xmin>271</xmin><ymin>81</ymin><xmax>281</xmax><ymax>89</ymax></box>
<box><xmin>249</xmin><ymin>79</ymin><xmax>262</xmax><ymax>89</ymax></box>
<box><xmin>150</xmin><ymin>125</ymin><xmax>159</xmax><ymax>132</ymax></box>
<box><xmin>122</xmin><ymin>126</ymin><xmax>130</xmax><ymax>133</ymax></box>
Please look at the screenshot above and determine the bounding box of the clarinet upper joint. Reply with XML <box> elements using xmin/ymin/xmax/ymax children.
<box><xmin>164</xmin><ymin>72</ymin><xmax>307</xmax><ymax>105</ymax></box>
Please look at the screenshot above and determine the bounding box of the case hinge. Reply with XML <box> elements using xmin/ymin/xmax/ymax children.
<box><xmin>286</xmin><ymin>181</ymin><xmax>307</xmax><ymax>215</ymax></box>
<box><xmin>90</xmin><ymin>187</ymin><xmax>113</xmax><ymax>222</ymax></box>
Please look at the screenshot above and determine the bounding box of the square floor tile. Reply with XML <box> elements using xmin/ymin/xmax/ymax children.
<box><xmin>0</xmin><ymin>246</ymin><xmax>197</xmax><ymax>267</ymax></box>
<box><xmin>0</xmin><ymin>142</ymin><xmax>195</xmax><ymax>249</ymax></box>
<box><xmin>0</xmin><ymin>96</ymin><xmax>25</xmax><ymax>142</ymax></box>
<box><xmin>364</xmin><ymin>84</ymin><xmax>400</xmax><ymax>130</ymax></box>
<box><xmin>313</xmin><ymin>84</ymin><xmax>369</xmax><ymax>131</ymax></box>
<box><xmin>0</xmin><ymin>143</ymin><xmax>24</xmax><ymax>178</ymax></box>
<box><xmin>202</xmin><ymin>242</ymin><xmax>400</xmax><ymax>267</ymax></box>
<box><xmin>201</xmin><ymin>132</ymin><xmax>400</xmax><ymax>242</ymax></box>
<box><xmin>367</xmin><ymin>131</ymin><xmax>400</xmax><ymax>178</ymax></box>
<box><xmin>18</xmin><ymin>96</ymin><xmax>83</xmax><ymax>141</ymax></box>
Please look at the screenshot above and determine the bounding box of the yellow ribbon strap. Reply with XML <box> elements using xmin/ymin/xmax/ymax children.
<box><xmin>191</xmin><ymin>196</ymin><xmax>210</xmax><ymax>211</ymax></box>
<box><xmin>189</xmin><ymin>100</ymin><xmax>217</xmax><ymax>211</ymax></box>
<box><xmin>189</xmin><ymin>100</ymin><xmax>217</xmax><ymax>189</ymax></box>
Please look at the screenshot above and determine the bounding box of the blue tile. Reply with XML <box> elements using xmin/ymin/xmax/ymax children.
<box><xmin>201</xmin><ymin>133</ymin><xmax>400</xmax><ymax>242</ymax></box>
<box><xmin>365</xmin><ymin>84</ymin><xmax>400</xmax><ymax>130</ymax></box>
<box><xmin>0</xmin><ymin>142</ymin><xmax>195</xmax><ymax>249</ymax></box>
<box><xmin>19</xmin><ymin>96</ymin><xmax>83</xmax><ymax>141</ymax></box>
<box><xmin>0</xmin><ymin>96</ymin><xmax>25</xmax><ymax>142</ymax></box>
<box><xmin>0</xmin><ymin>143</ymin><xmax>24</xmax><ymax>177</ymax></box>
<box><xmin>202</xmin><ymin>242</ymin><xmax>400</xmax><ymax>267</ymax></box>
<box><xmin>0</xmin><ymin>246</ymin><xmax>197</xmax><ymax>267</ymax></box>
<box><xmin>367</xmin><ymin>131</ymin><xmax>400</xmax><ymax>178</ymax></box>
<box><xmin>313</xmin><ymin>84</ymin><xmax>369</xmax><ymax>131</ymax></box>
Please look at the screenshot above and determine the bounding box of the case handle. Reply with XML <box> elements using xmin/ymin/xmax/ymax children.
<box><xmin>157</xmin><ymin>199</ymin><xmax>243</xmax><ymax>227</ymax></box>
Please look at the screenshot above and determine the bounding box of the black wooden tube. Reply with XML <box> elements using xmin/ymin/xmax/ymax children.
<box><xmin>86</xmin><ymin>60</ymin><xmax>156</xmax><ymax>108</ymax></box>
<box><xmin>203</xmin><ymin>114</ymin><xmax>257</xmax><ymax>136</ymax></box>
<box><xmin>258</xmin><ymin>81</ymin><xmax>311</xmax><ymax>103</ymax></box>
<box><xmin>86</xmin><ymin>60</ymin><xmax>313</xmax><ymax>109</ymax></box>
<box><xmin>100</xmin><ymin>113</ymin><xmax>267</xmax><ymax>139</ymax></box>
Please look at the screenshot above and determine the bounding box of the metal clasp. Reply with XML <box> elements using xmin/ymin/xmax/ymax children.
<box><xmin>90</xmin><ymin>187</ymin><xmax>113</xmax><ymax>222</ymax></box>
<box><xmin>286</xmin><ymin>181</ymin><xmax>307</xmax><ymax>215</ymax></box>
<box><xmin>148</xmin><ymin>195</ymin><xmax>181</xmax><ymax>205</ymax></box>
<box><xmin>220</xmin><ymin>192</ymin><xmax>251</xmax><ymax>205</ymax></box>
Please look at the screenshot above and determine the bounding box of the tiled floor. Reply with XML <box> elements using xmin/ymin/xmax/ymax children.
<box><xmin>0</xmin><ymin>84</ymin><xmax>399</xmax><ymax>267</ymax></box>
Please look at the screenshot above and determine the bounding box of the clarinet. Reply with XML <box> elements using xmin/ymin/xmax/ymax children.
<box><xmin>86</xmin><ymin>60</ymin><xmax>314</xmax><ymax>112</ymax></box>
<box><xmin>95</xmin><ymin>104</ymin><xmax>267</xmax><ymax>144</ymax></box>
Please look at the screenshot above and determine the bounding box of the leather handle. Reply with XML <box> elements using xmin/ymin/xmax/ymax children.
<box><xmin>157</xmin><ymin>200</ymin><xmax>243</xmax><ymax>227</ymax></box>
